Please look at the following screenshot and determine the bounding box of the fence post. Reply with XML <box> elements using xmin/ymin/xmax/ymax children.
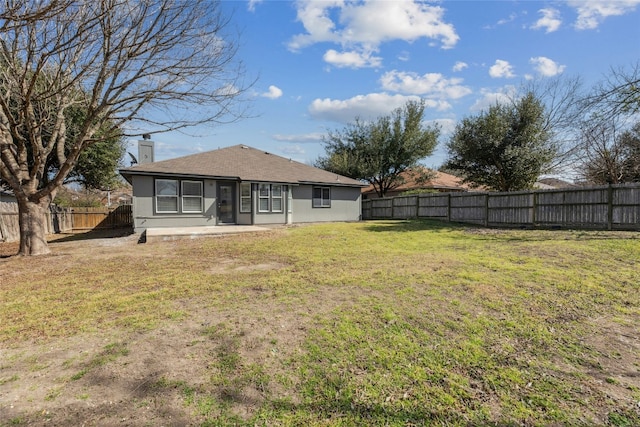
<box><xmin>391</xmin><ymin>197</ymin><xmax>395</xmax><ymax>219</ymax></box>
<box><xmin>532</xmin><ymin>191</ymin><xmax>537</xmax><ymax>227</ymax></box>
<box><xmin>484</xmin><ymin>193</ymin><xmax>489</xmax><ymax>227</ymax></box>
<box><xmin>447</xmin><ymin>193</ymin><xmax>451</xmax><ymax>222</ymax></box>
<box><xmin>0</xmin><ymin>212</ymin><xmax>6</xmax><ymax>241</ymax></box>
<box><xmin>607</xmin><ymin>184</ymin><xmax>613</xmax><ymax>230</ymax></box>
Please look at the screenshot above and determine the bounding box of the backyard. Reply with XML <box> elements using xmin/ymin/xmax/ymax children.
<box><xmin>0</xmin><ymin>220</ymin><xmax>639</xmax><ymax>426</ymax></box>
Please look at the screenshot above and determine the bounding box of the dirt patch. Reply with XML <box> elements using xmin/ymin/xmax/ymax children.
<box><xmin>0</xmin><ymin>296</ymin><xmax>314</xmax><ymax>425</ymax></box>
<box><xmin>583</xmin><ymin>318</ymin><xmax>640</xmax><ymax>406</ymax></box>
<box><xmin>208</xmin><ymin>258</ymin><xmax>288</xmax><ymax>274</ymax></box>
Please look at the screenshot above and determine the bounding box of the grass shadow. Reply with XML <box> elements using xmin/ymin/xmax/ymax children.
<box><xmin>363</xmin><ymin>218</ymin><xmax>468</xmax><ymax>233</ymax></box>
<box><xmin>48</xmin><ymin>227</ymin><xmax>135</xmax><ymax>244</ymax></box>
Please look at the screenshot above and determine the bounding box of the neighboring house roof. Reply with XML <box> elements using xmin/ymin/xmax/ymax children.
<box><xmin>120</xmin><ymin>144</ymin><xmax>366</xmax><ymax>187</ymax></box>
<box><xmin>361</xmin><ymin>168</ymin><xmax>472</xmax><ymax>195</ymax></box>
<box><xmin>535</xmin><ymin>177</ymin><xmax>580</xmax><ymax>189</ymax></box>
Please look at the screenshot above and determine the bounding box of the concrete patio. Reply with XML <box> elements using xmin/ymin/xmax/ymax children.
<box><xmin>142</xmin><ymin>225</ymin><xmax>272</xmax><ymax>243</ymax></box>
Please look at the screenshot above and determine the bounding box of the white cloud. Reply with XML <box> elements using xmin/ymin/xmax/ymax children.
<box><xmin>568</xmin><ymin>0</ymin><xmax>640</xmax><ymax>30</ymax></box>
<box><xmin>398</xmin><ymin>51</ymin><xmax>411</xmax><ymax>62</ymax></box>
<box><xmin>272</xmin><ymin>133</ymin><xmax>324</xmax><ymax>143</ymax></box>
<box><xmin>530</xmin><ymin>57</ymin><xmax>566</xmax><ymax>77</ymax></box>
<box><xmin>489</xmin><ymin>60</ymin><xmax>516</xmax><ymax>78</ymax></box>
<box><xmin>247</xmin><ymin>0</ymin><xmax>263</xmax><ymax>12</ymax></box>
<box><xmin>379</xmin><ymin>70</ymin><xmax>472</xmax><ymax>100</ymax></box>
<box><xmin>483</xmin><ymin>12</ymin><xmax>519</xmax><ymax>30</ymax></box>
<box><xmin>261</xmin><ymin>85</ymin><xmax>283</xmax><ymax>99</ymax></box>
<box><xmin>289</xmin><ymin>0</ymin><xmax>459</xmax><ymax>67</ymax></box>
<box><xmin>428</xmin><ymin>118</ymin><xmax>457</xmax><ymax>137</ymax></box>
<box><xmin>452</xmin><ymin>61</ymin><xmax>468</xmax><ymax>72</ymax></box>
<box><xmin>531</xmin><ymin>8</ymin><xmax>562</xmax><ymax>33</ymax></box>
<box><xmin>470</xmin><ymin>86</ymin><xmax>517</xmax><ymax>112</ymax></box>
<box><xmin>278</xmin><ymin>144</ymin><xmax>306</xmax><ymax>156</ymax></box>
<box><xmin>323</xmin><ymin>49</ymin><xmax>382</xmax><ymax>68</ymax></box>
<box><xmin>309</xmin><ymin>93</ymin><xmax>446</xmax><ymax>123</ymax></box>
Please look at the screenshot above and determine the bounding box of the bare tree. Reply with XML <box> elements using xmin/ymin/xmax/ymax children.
<box><xmin>1</xmin><ymin>0</ymin><xmax>249</xmax><ymax>255</ymax></box>
<box><xmin>574</xmin><ymin>63</ymin><xmax>640</xmax><ymax>184</ymax></box>
<box><xmin>583</xmin><ymin>62</ymin><xmax>640</xmax><ymax>120</ymax></box>
<box><xmin>520</xmin><ymin>74</ymin><xmax>586</xmax><ymax>172</ymax></box>
<box><xmin>577</xmin><ymin>120</ymin><xmax>640</xmax><ymax>184</ymax></box>
<box><xmin>577</xmin><ymin>121</ymin><xmax>626</xmax><ymax>184</ymax></box>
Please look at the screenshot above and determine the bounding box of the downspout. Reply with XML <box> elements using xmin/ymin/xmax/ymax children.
<box><xmin>286</xmin><ymin>185</ymin><xmax>293</xmax><ymax>224</ymax></box>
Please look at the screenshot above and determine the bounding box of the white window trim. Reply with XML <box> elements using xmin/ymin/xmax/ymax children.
<box><xmin>181</xmin><ymin>180</ymin><xmax>203</xmax><ymax>213</ymax></box>
<box><xmin>271</xmin><ymin>184</ymin><xmax>283</xmax><ymax>213</ymax></box>
<box><xmin>240</xmin><ymin>182</ymin><xmax>252</xmax><ymax>213</ymax></box>
<box><xmin>155</xmin><ymin>179</ymin><xmax>179</xmax><ymax>213</ymax></box>
<box><xmin>258</xmin><ymin>183</ymin><xmax>270</xmax><ymax>213</ymax></box>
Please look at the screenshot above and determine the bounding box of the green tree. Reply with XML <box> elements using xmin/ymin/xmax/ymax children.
<box><xmin>316</xmin><ymin>100</ymin><xmax>439</xmax><ymax>197</ymax></box>
<box><xmin>444</xmin><ymin>93</ymin><xmax>555</xmax><ymax>192</ymax></box>
<box><xmin>1</xmin><ymin>0</ymin><xmax>248</xmax><ymax>255</ymax></box>
<box><xmin>48</xmin><ymin>106</ymin><xmax>127</xmax><ymax>190</ymax></box>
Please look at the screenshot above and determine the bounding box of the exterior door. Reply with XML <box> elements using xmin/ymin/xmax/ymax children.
<box><xmin>217</xmin><ymin>182</ymin><xmax>236</xmax><ymax>224</ymax></box>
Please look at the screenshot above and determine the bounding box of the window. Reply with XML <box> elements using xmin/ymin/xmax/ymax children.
<box><xmin>240</xmin><ymin>183</ymin><xmax>252</xmax><ymax>213</ymax></box>
<box><xmin>182</xmin><ymin>181</ymin><xmax>203</xmax><ymax>213</ymax></box>
<box><xmin>258</xmin><ymin>184</ymin><xmax>270</xmax><ymax>212</ymax></box>
<box><xmin>271</xmin><ymin>184</ymin><xmax>283</xmax><ymax>212</ymax></box>
<box><xmin>155</xmin><ymin>178</ymin><xmax>203</xmax><ymax>213</ymax></box>
<box><xmin>256</xmin><ymin>184</ymin><xmax>286</xmax><ymax>213</ymax></box>
<box><xmin>156</xmin><ymin>179</ymin><xmax>178</xmax><ymax>213</ymax></box>
<box><xmin>313</xmin><ymin>186</ymin><xmax>331</xmax><ymax>208</ymax></box>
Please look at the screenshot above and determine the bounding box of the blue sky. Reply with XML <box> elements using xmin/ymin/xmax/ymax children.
<box><xmin>137</xmin><ymin>0</ymin><xmax>640</xmax><ymax>169</ymax></box>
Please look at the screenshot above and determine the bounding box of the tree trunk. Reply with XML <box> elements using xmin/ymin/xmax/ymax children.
<box><xmin>18</xmin><ymin>199</ymin><xmax>51</xmax><ymax>256</ymax></box>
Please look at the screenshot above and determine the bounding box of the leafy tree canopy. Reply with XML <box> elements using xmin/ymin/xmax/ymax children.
<box><xmin>316</xmin><ymin>100</ymin><xmax>440</xmax><ymax>197</ymax></box>
<box><xmin>444</xmin><ymin>93</ymin><xmax>555</xmax><ymax>192</ymax></box>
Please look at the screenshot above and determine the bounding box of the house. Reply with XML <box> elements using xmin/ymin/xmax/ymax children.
<box><xmin>361</xmin><ymin>168</ymin><xmax>472</xmax><ymax>199</ymax></box>
<box><xmin>119</xmin><ymin>143</ymin><xmax>366</xmax><ymax>233</ymax></box>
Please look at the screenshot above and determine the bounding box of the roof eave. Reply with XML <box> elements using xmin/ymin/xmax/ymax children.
<box><xmin>119</xmin><ymin>169</ymin><xmax>240</xmax><ymax>182</ymax></box>
<box><xmin>297</xmin><ymin>180</ymin><xmax>367</xmax><ymax>188</ymax></box>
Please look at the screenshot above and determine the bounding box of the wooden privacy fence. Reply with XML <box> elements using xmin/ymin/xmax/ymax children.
<box><xmin>70</xmin><ymin>205</ymin><xmax>133</xmax><ymax>230</ymax></box>
<box><xmin>0</xmin><ymin>204</ymin><xmax>132</xmax><ymax>242</ymax></box>
<box><xmin>362</xmin><ymin>183</ymin><xmax>640</xmax><ymax>231</ymax></box>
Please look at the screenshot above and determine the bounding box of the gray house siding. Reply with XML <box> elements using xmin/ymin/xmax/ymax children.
<box><xmin>131</xmin><ymin>175</ymin><xmax>217</xmax><ymax>232</ymax></box>
<box><xmin>130</xmin><ymin>176</ymin><xmax>361</xmax><ymax>232</ymax></box>
<box><xmin>292</xmin><ymin>185</ymin><xmax>362</xmax><ymax>223</ymax></box>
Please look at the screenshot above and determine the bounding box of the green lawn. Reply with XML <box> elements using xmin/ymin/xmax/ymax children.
<box><xmin>1</xmin><ymin>220</ymin><xmax>639</xmax><ymax>426</ymax></box>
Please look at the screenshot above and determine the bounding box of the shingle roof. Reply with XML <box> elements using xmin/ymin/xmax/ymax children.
<box><xmin>361</xmin><ymin>168</ymin><xmax>472</xmax><ymax>194</ymax></box>
<box><xmin>120</xmin><ymin>144</ymin><xmax>365</xmax><ymax>187</ymax></box>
